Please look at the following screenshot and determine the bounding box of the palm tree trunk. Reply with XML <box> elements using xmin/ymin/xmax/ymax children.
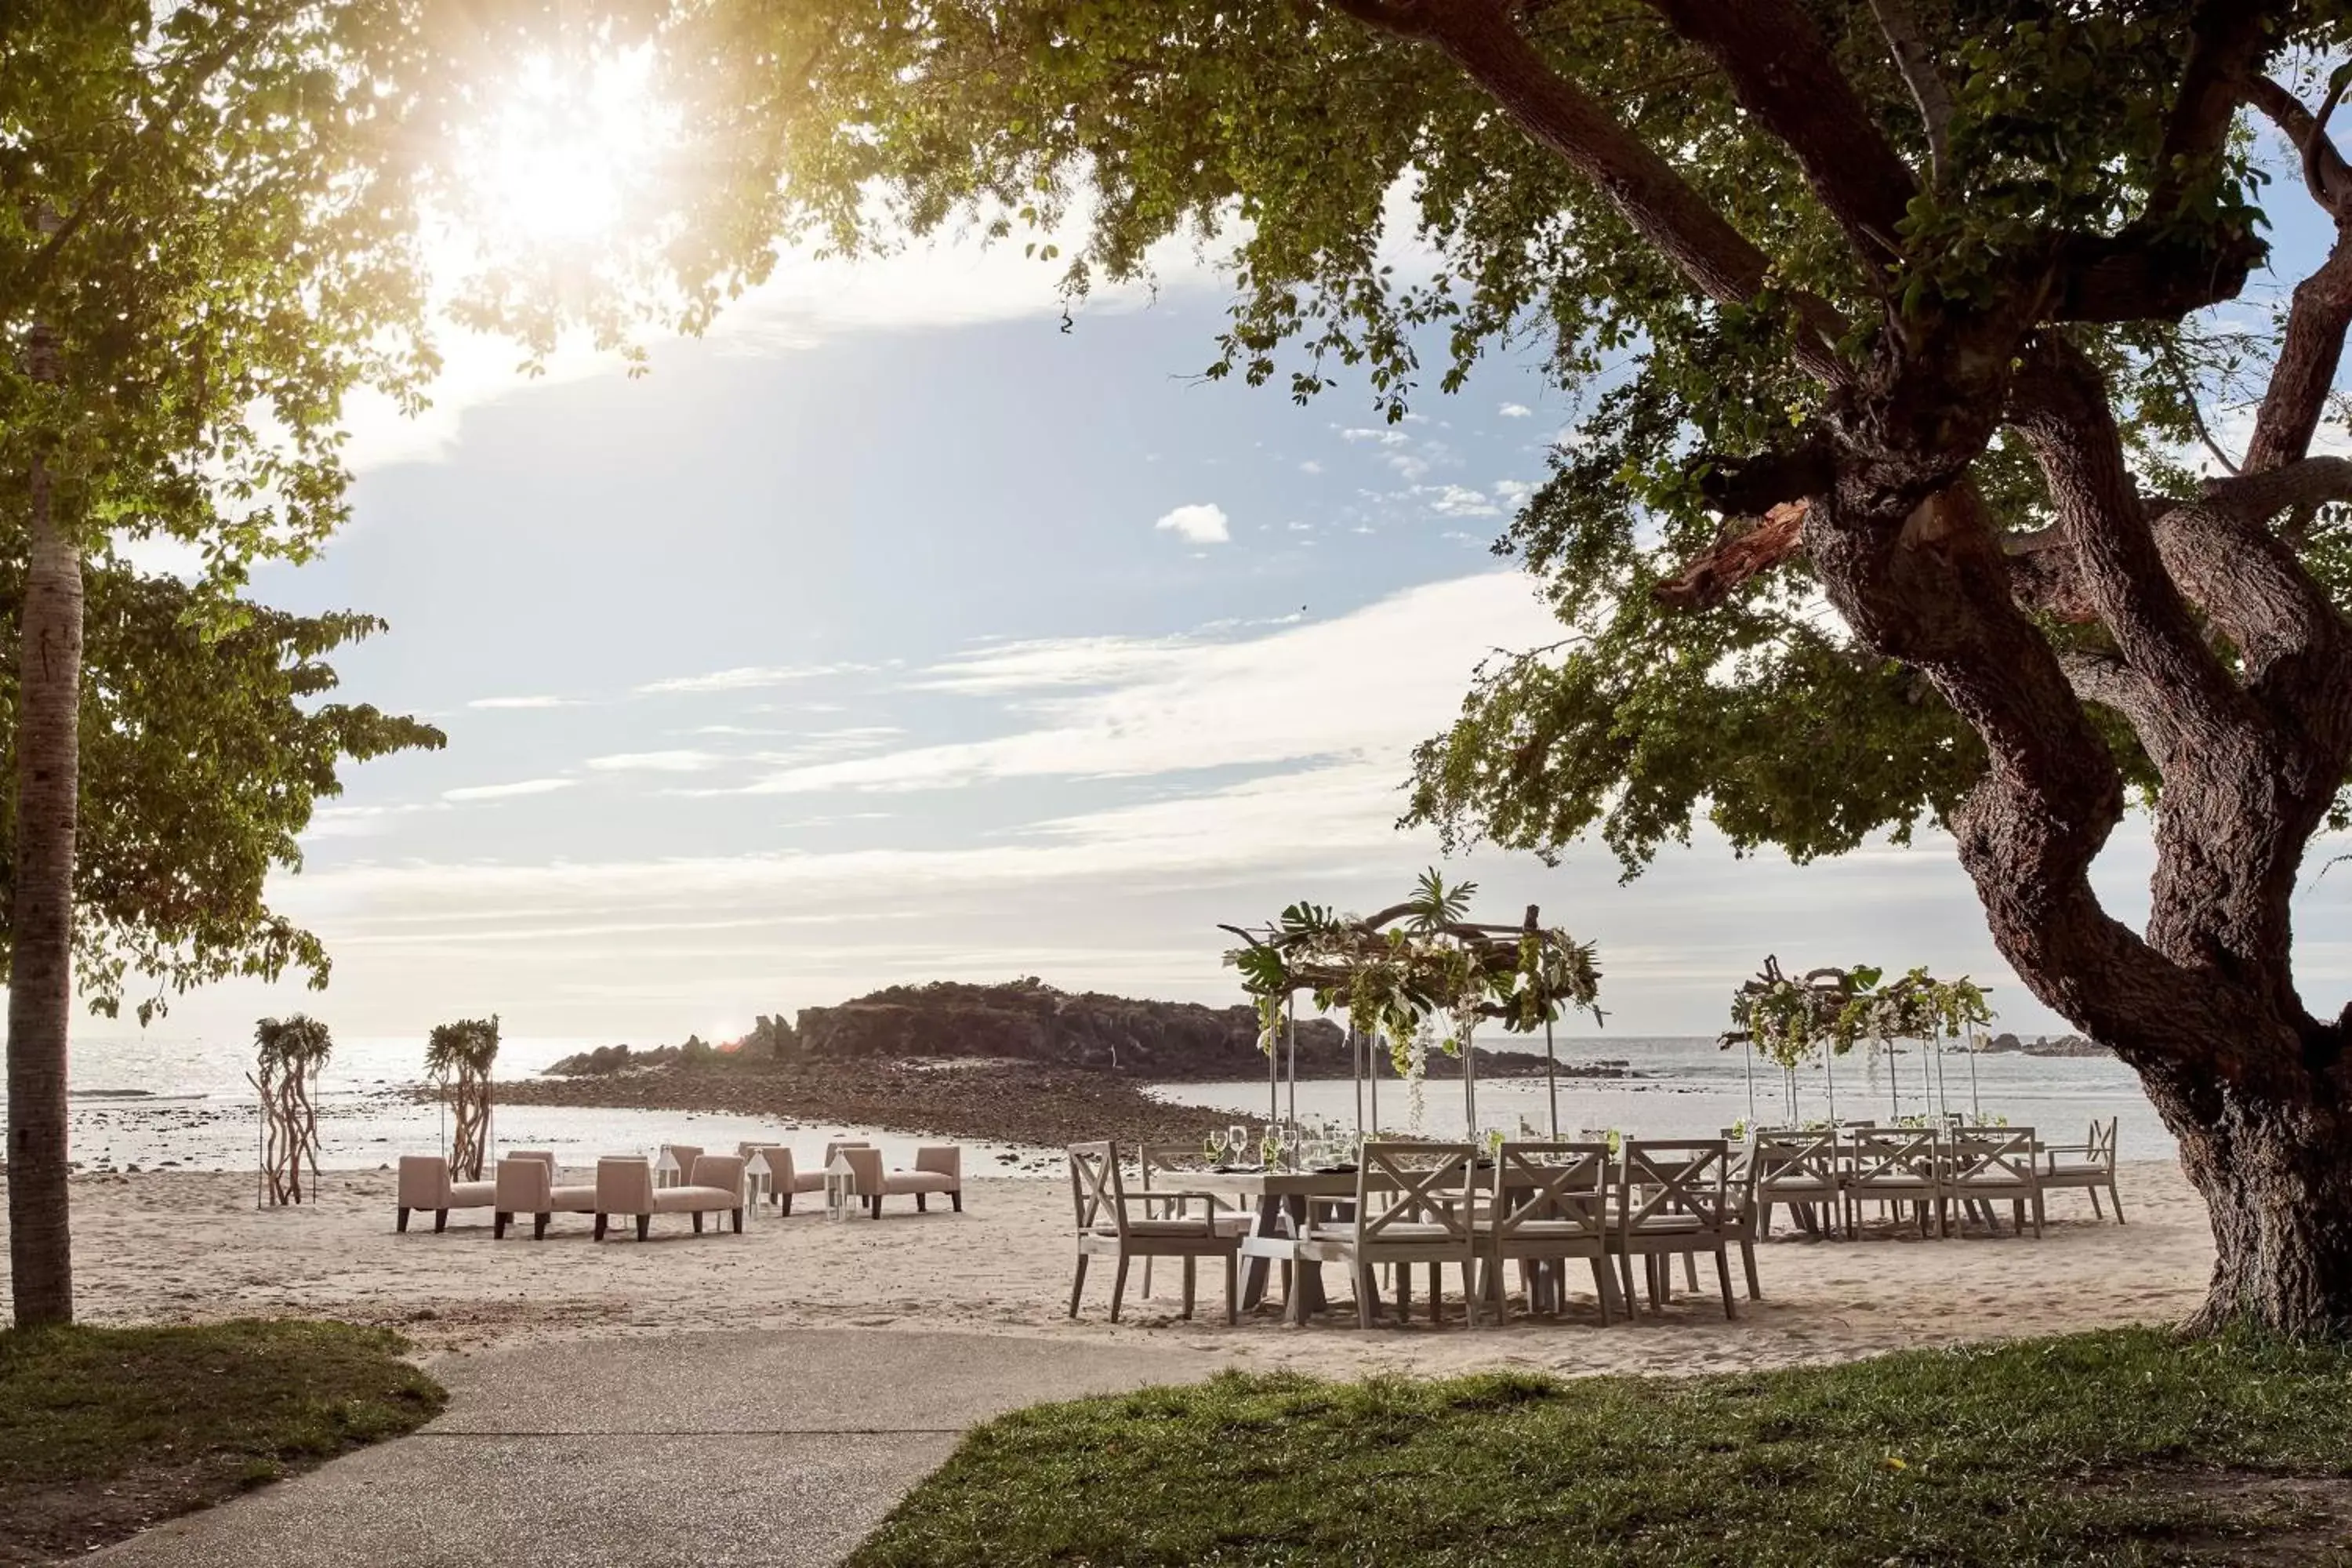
<box><xmin>7</xmin><ymin>326</ymin><xmax>84</xmax><ymax>1326</ymax></box>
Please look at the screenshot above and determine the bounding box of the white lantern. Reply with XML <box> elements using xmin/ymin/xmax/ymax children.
<box><xmin>743</xmin><ymin>1151</ymin><xmax>771</xmax><ymax>1220</ymax></box>
<box><xmin>654</xmin><ymin>1148</ymin><xmax>681</xmax><ymax>1189</ymax></box>
<box><xmin>825</xmin><ymin>1152</ymin><xmax>857</xmax><ymax>1224</ymax></box>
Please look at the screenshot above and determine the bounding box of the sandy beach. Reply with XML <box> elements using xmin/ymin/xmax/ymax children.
<box><xmin>6</xmin><ymin>1157</ymin><xmax>2209</xmax><ymax>1382</ymax></box>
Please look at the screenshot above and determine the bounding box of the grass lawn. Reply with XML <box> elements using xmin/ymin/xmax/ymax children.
<box><xmin>851</xmin><ymin>1327</ymin><xmax>2352</xmax><ymax>1566</ymax></box>
<box><xmin>0</xmin><ymin>1319</ymin><xmax>445</xmax><ymax>1564</ymax></box>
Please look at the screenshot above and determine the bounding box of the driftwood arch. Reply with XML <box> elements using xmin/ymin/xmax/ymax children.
<box><xmin>1223</xmin><ymin>870</ymin><xmax>1603</xmax><ymax>1138</ymax></box>
<box><xmin>249</xmin><ymin>1014</ymin><xmax>331</xmax><ymax>1207</ymax></box>
<box><xmin>426</xmin><ymin>1016</ymin><xmax>501</xmax><ymax>1181</ymax></box>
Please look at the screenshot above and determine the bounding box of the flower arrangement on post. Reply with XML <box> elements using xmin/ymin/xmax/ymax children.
<box><xmin>425</xmin><ymin>1016</ymin><xmax>501</xmax><ymax>1181</ymax></box>
<box><xmin>1221</xmin><ymin>869</ymin><xmax>1604</xmax><ymax>1138</ymax></box>
<box><xmin>1723</xmin><ymin>959</ymin><xmax>1994</xmax><ymax>1127</ymax></box>
<box><xmin>248</xmin><ymin>1014</ymin><xmax>332</xmax><ymax>1206</ymax></box>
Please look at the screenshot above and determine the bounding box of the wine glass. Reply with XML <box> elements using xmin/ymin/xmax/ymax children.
<box><xmin>1280</xmin><ymin>1122</ymin><xmax>1303</xmax><ymax>1171</ymax></box>
<box><xmin>1203</xmin><ymin>1131</ymin><xmax>1224</xmax><ymax>1164</ymax></box>
<box><xmin>1226</xmin><ymin>1124</ymin><xmax>1247</xmax><ymax>1167</ymax></box>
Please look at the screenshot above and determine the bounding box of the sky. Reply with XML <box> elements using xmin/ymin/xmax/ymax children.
<box><xmin>96</xmin><ymin>128</ymin><xmax>2352</xmax><ymax>1050</ymax></box>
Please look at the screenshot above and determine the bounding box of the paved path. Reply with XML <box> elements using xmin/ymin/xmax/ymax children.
<box><xmin>96</xmin><ymin>1330</ymin><xmax>1210</xmax><ymax>1568</ymax></box>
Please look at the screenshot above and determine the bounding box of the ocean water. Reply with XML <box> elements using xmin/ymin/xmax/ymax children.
<box><xmin>11</xmin><ymin>1033</ymin><xmax>1038</xmax><ymax>1176</ymax></box>
<box><xmin>8</xmin><ymin>1030</ymin><xmax>2178</xmax><ymax>1174</ymax></box>
<box><xmin>1162</xmin><ymin>1036</ymin><xmax>2180</xmax><ymax>1160</ymax></box>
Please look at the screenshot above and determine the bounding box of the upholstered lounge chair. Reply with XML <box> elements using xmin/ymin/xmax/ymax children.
<box><xmin>594</xmin><ymin>1154</ymin><xmax>746</xmax><ymax>1240</ymax></box>
<box><xmin>396</xmin><ymin>1154</ymin><xmax>495</xmax><ymax>1233</ymax></box>
<box><xmin>736</xmin><ymin>1143</ymin><xmax>845</xmax><ymax>1214</ymax></box>
<box><xmin>839</xmin><ymin>1146</ymin><xmax>964</xmax><ymax>1215</ymax></box>
<box><xmin>493</xmin><ymin>1152</ymin><xmax>597</xmax><ymax>1240</ymax></box>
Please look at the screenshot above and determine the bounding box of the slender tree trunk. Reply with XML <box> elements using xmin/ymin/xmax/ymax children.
<box><xmin>7</xmin><ymin>320</ymin><xmax>83</xmax><ymax>1327</ymax></box>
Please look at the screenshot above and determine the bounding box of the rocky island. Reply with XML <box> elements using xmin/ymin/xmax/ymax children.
<box><xmin>495</xmin><ymin>977</ymin><xmax>1638</xmax><ymax>1149</ymax></box>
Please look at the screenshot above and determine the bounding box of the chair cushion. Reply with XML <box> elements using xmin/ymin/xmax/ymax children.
<box><xmin>448</xmin><ymin>1181</ymin><xmax>495</xmax><ymax>1208</ymax></box>
<box><xmin>1094</xmin><ymin>1220</ymin><xmax>1212</xmax><ymax>1237</ymax></box>
<box><xmin>1486</xmin><ymin>1219</ymin><xmax>1605</xmax><ymax>1238</ymax></box>
<box><xmin>652</xmin><ymin>1185</ymin><xmax>739</xmax><ymax>1214</ymax></box>
<box><xmin>789</xmin><ymin>1171</ymin><xmax>827</xmax><ymax>1194</ymax></box>
<box><xmin>549</xmin><ymin>1185</ymin><xmax>599</xmax><ymax>1213</ymax></box>
<box><xmin>1627</xmin><ymin>1214</ymin><xmax>1707</xmax><ymax>1233</ymax></box>
<box><xmin>883</xmin><ymin>1171</ymin><xmax>957</xmax><ymax>1195</ymax></box>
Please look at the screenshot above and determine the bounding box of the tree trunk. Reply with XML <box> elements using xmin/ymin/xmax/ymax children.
<box><xmin>6</xmin><ymin>343</ymin><xmax>84</xmax><ymax>1327</ymax></box>
<box><xmin>2165</xmin><ymin>1087</ymin><xmax>2352</xmax><ymax>1334</ymax></box>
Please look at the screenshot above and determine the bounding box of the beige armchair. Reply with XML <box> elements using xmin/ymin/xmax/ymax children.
<box><xmin>837</xmin><ymin>1146</ymin><xmax>964</xmax><ymax>1215</ymax></box>
<box><xmin>595</xmin><ymin>1153</ymin><xmax>746</xmax><ymax>1240</ymax></box>
<box><xmin>396</xmin><ymin>1154</ymin><xmax>495</xmax><ymax>1233</ymax></box>
<box><xmin>494</xmin><ymin>1153</ymin><xmax>597</xmax><ymax>1240</ymax></box>
<box><xmin>739</xmin><ymin>1143</ymin><xmax>831</xmax><ymax>1214</ymax></box>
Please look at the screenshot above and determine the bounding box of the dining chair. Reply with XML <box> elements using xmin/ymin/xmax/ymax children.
<box><xmin>1842</xmin><ymin>1127</ymin><xmax>1944</xmax><ymax>1238</ymax></box>
<box><xmin>1617</xmin><ymin>1139</ymin><xmax>1741</xmax><ymax>1319</ymax></box>
<box><xmin>1945</xmin><ymin>1126</ymin><xmax>2045</xmax><ymax>1238</ymax></box>
<box><xmin>1296</xmin><ymin>1142</ymin><xmax>1482</xmax><ymax>1330</ymax></box>
<box><xmin>1751</xmin><ymin>1127</ymin><xmax>1842</xmax><ymax>1239</ymax></box>
<box><xmin>1065</xmin><ymin>1141</ymin><xmax>1243</xmax><ymax>1324</ymax></box>
<box><xmin>1134</xmin><ymin>1143</ymin><xmax>1249</xmax><ymax>1298</ymax></box>
<box><xmin>1479</xmin><ymin>1142</ymin><xmax>1620</xmax><ymax>1323</ymax></box>
<box><xmin>2040</xmin><ymin>1116</ymin><xmax>2122</xmax><ymax>1221</ymax></box>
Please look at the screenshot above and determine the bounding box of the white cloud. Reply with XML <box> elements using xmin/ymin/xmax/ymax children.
<box><xmin>1421</xmin><ymin>485</ymin><xmax>1499</xmax><ymax>517</ymax></box>
<box><xmin>1499</xmin><ymin>403</ymin><xmax>1533</xmax><ymax>419</ymax></box>
<box><xmin>634</xmin><ymin>663</ymin><xmax>869</xmax><ymax>695</ymax></box>
<box><xmin>1492</xmin><ymin>478</ymin><xmax>1535</xmax><ymax>509</ymax></box>
<box><xmin>1340</xmin><ymin>427</ymin><xmax>1410</xmax><ymax>447</ymax></box>
<box><xmin>441</xmin><ymin>777</ymin><xmax>576</xmax><ymax>802</ymax></box>
<box><xmin>742</xmin><ymin>573</ymin><xmax>1559</xmax><ymax>796</ymax></box>
<box><xmin>468</xmin><ymin>695</ymin><xmax>585</xmax><ymax>710</ymax></box>
<box><xmin>1154</xmin><ymin>503</ymin><xmax>1232</xmax><ymax>545</ymax></box>
<box><xmin>585</xmin><ymin>750</ymin><xmax>727</xmax><ymax>773</ymax></box>
<box><xmin>914</xmin><ymin>636</ymin><xmax>1192</xmax><ymax>695</ymax></box>
<box><xmin>1299</xmin><ymin>459</ymin><xmax>1324</xmax><ymax>475</ymax></box>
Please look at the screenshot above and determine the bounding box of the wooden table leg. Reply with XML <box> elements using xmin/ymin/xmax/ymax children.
<box><xmin>1240</xmin><ymin>1195</ymin><xmax>1284</xmax><ymax>1309</ymax></box>
<box><xmin>1285</xmin><ymin>1196</ymin><xmax>1330</xmax><ymax>1316</ymax></box>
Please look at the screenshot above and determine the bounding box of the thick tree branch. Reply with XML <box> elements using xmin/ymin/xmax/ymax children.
<box><xmin>1865</xmin><ymin>0</ymin><xmax>1954</xmax><ymax>187</ymax></box>
<box><xmin>1802</xmin><ymin>478</ymin><xmax>2217</xmax><ymax>1073</ymax></box>
<box><xmin>1652</xmin><ymin>502</ymin><xmax>1809</xmax><ymax>611</ymax></box>
<box><xmin>2245</xmin><ymin>74</ymin><xmax>2352</xmax><ymax>216</ymax></box>
<box><xmin>1642</xmin><ymin>0</ymin><xmax>1918</xmax><ymax>267</ymax></box>
<box><xmin>2045</xmin><ymin>228</ymin><xmax>2264</xmax><ymax>325</ymax></box>
<box><xmin>2009</xmin><ymin>334</ymin><xmax>2247</xmax><ymax>724</ymax></box>
<box><xmin>2245</xmin><ymin>240</ymin><xmax>2352</xmax><ymax>472</ymax></box>
<box><xmin>1331</xmin><ymin>0</ymin><xmax>1850</xmax><ymax>382</ymax></box>
<box><xmin>2145</xmin><ymin>1</ymin><xmax>2281</xmax><ymax>223</ymax></box>
<box><xmin>2058</xmin><ymin>647</ymin><xmax>2178</xmax><ymax>771</ymax></box>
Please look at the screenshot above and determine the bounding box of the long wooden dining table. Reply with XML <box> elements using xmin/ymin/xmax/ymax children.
<box><xmin>1187</xmin><ymin>1167</ymin><xmax>1360</xmax><ymax>1315</ymax></box>
<box><xmin>1186</xmin><ymin>1166</ymin><xmax>1584</xmax><ymax>1320</ymax></box>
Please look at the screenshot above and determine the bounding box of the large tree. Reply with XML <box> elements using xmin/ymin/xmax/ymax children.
<box><xmin>0</xmin><ymin>561</ymin><xmax>444</xmax><ymax>1024</ymax></box>
<box><xmin>0</xmin><ymin>0</ymin><xmax>586</xmax><ymax>1325</ymax></box>
<box><xmin>677</xmin><ymin>0</ymin><xmax>2352</xmax><ymax>1330</ymax></box>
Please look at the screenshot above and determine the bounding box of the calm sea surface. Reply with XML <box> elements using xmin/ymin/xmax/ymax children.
<box><xmin>8</xmin><ymin>1031</ymin><xmax>2177</xmax><ymax>1174</ymax></box>
<box><xmin>1160</xmin><ymin>1036</ymin><xmax>2180</xmax><ymax>1160</ymax></box>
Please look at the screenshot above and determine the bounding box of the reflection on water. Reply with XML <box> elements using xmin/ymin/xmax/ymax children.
<box><xmin>1156</xmin><ymin>1036</ymin><xmax>2180</xmax><ymax>1161</ymax></box>
<box><xmin>14</xmin><ymin>1033</ymin><xmax>1039</xmax><ymax>1175</ymax></box>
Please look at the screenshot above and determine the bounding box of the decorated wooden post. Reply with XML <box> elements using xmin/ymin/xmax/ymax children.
<box><xmin>249</xmin><ymin>1015</ymin><xmax>332</xmax><ymax>1206</ymax></box>
<box><xmin>1222</xmin><ymin>869</ymin><xmax>1604</xmax><ymax>1142</ymax></box>
<box><xmin>426</xmin><ymin>1016</ymin><xmax>502</xmax><ymax>1181</ymax></box>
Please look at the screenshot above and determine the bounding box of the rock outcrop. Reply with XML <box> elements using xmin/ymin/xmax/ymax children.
<box><xmin>545</xmin><ymin>977</ymin><xmax>1624</xmax><ymax>1081</ymax></box>
<box><xmin>1976</xmin><ymin>1032</ymin><xmax>2111</xmax><ymax>1058</ymax></box>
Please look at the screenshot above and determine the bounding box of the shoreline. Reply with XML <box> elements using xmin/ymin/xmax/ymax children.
<box><xmin>6</xmin><ymin>1159</ymin><xmax>2212</xmax><ymax>1381</ymax></box>
<box><xmin>482</xmin><ymin>1060</ymin><xmax>1252</xmax><ymax>1152</ymax></box>
<box><xmin>481</xmin><ymin>1053</ymin><xmax>1646</xmax><ymax>1152</ymax></box>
